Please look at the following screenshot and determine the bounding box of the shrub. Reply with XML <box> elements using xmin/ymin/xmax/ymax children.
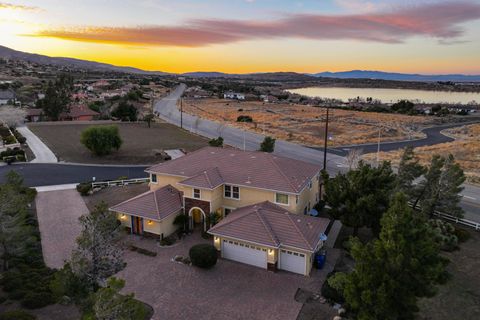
<box><xmin>189</xmin><ymin>244</ymin><xmax>217</xmax><ymax>269</ymax></box>
<box><xmin>111</xmin><ymin>101</ymin><xmax>137</xmax><ymax>121</ymax></box>
<box><xmin>0</xmin><ymin>295</ymin><xmax>7</xmax><ymax>304</ymax></box>
<box><xmin>454</xmin><ymin>227</ymin><xmax>471</xmax><ymax>243</ymax></box>
<box><xmin>76</xmin><ymin>182</ymin><xmax>92</xmax><ymax>196</ymax></box>
<box><xmin>3</xmin><ymin>135</ymin><xmax>16</xmax><ymax>145</ymax></box>
<box><xmin>21</xmin><ymin>291</ymin><xmax>55</xmax><ymax>309</ymax></box>
<box><xmin>160</xmin><ymin>237</ymin><xmax>175</xmax><ymax>246</ymax></box>
<box><xmin>259</xmin><ymin>136</ymin><xmax>275</xmax><ymax>153</ymax></box>
<box><xmin>0</xmin><ymin>310</ymin><xmax>37</xmax><ymax>320</ymax></box>
<box><xmin>80</xmin><ymin>125</ymin><xmax>122</xmax><ymax>156</ymax></box>
<box><xmin>208</xmin><ymin>136</ymin><xmax>224</xmax><ymax>147</ymax></box>
<box><xmin>429</xmin><ymin>219</ymin><xmax>458</xmax><ymax>251</ymax></box>
<box><xmin>321</xmin><ymin>272</ymin><xmax>345</xmax><ymax>304</ymax></box>
<box><xmin>236</xmin><ymin>115</ymin><xmax>253</xmax><ymax>122</ymax></box>
<box><xmin>173</xmin><ymin>214</ymin><xmax>187</xmax><ymax>231</ymax></box>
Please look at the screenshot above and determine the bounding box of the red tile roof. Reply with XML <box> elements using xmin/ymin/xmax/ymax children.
<box><xmin>60</xmin><ymin>104</ymin><xmax>99</xmax><ymax>119</ymax></box>
<box><xmin>109</xmin><ymin>185</ymin><xmax>183</xmax><ymax>221</ymax></box>
<box><xmin>208</xmin><ymin>201</ymin><xmax>329</xmax><ymax>252</ymax></box>
<box><xmin>147</xmin><ymin>147</ymin><xmax>320</xmax><ymax>194</ymax></box>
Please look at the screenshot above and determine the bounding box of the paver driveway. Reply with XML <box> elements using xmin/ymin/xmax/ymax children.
<box><xmin>118</xmin><ymin>233</ymin><xmax>332</xmax><ymax>320</ymax></box>
<box><xmin>35</xmin><ymin>189</ymin><xmax>87</xmax><ymax>269</ymax></box>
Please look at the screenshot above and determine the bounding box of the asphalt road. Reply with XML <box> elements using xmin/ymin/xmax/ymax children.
<box><xmin>0</xmin><ymin>163</ymin><xmax>148</xmax><ymax>187</ymax></box>
<box><xmin>326</xmin><ymin>121</ymin><xmax>478</xmax><ymax>157</ymax></box>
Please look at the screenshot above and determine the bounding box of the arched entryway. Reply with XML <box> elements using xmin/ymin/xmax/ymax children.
<box><xmin>188</xmin><ymin>207</ymin><xmax>207</xmax><ymax>232</ymax></box>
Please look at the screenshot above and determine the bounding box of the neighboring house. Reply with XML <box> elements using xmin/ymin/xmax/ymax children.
<box><xmin>26</xmin><ymin>108</ymin><xmax>44</xmax><ymax>122</ymax></box>
<box><xmin>110</xmin><ymin>147</ymin><xmax>326</xmax><ymax>275</ymax></box>
<box><xmin>0</xmin><ymin>89</ymin><xmax>16</xmax><ymax>105</ymax></box>
<box><xmin>209</xmin><ymin>201</ymin><xmax>329</xmax><ymax>275</ymax></box>
<box><xmin>224</xmin><ymin>92</ymin><xmax>245</xmax><ymax>100</ymax></box>
<box><xmin>59</xmin><ymin>105</ymin><xmax>99</xmax><ymax>121</ymax></box>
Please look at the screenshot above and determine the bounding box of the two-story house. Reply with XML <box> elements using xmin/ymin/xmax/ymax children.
<box><xmin>110</xmin><ymin>146</ymin><xmax>329</xmax><ymax>275</ymax></box>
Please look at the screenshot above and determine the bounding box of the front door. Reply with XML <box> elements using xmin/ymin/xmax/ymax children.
<box><xmin>132</xmin><ymin>216</ymin><xmax>143</xmax><ymax>235</ymax></box>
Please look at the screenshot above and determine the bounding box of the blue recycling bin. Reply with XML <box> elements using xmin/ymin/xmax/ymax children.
<box><xmin>316</xmin><ymin>252</ymin><xmax>326</xmax><ymax>269</ymax></box>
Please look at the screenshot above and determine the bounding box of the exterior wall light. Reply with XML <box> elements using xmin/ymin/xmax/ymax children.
<box><xmin>147</xmin><ymin>220</ymin><xmax>153</xmax><ymax>225</ymax></box>
<box><xmin>120</xmin><ymin>214</ymin><xmax>127</xmax><ymax>220</ymax></box>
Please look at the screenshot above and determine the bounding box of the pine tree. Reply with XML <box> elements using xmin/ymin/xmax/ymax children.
<box><xmin>395</xmin><ymin>146</ymin><xmax>425</xmax><ymax>200</ymax></box>
<box><xmin>329</xmin><ymin>193</ymin><xmax>448</xmax><ymax>320</ymax></box>
<box><xmin>414</xmin><ymin>154</ymin><xmax>465</xmax><ymax>218</ymax></box>
<box><xmin>71</xmin><ymin>202</ymin><xmax>124</xmax><ymax>290</ymax></box>
<box><xmin>323</xmin><ymin>161</ymin><xmax>396</xmax><ymax>236</ymax></box>
<box><xmin>37</xmin><ymin>74</ymin><xmax>73</xmax><ymax>120</ymax></box>
<box><xmin>0</xmin><ymin>172</ymin><xmax>35</xmax><ymax>270</ymax></box>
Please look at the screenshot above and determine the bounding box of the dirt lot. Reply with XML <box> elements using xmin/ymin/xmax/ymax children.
<box><xmin>418</xmin><ymin>229</ymin><xmax>480</xmax><ymax>320</ymax></box>
<box><xmin>29</xmin><ymin>121</ymin><xmax>208</xmax><ymax>165</ymax></box>
<box><xmin>183</xmin><ymin>98</ymin><xmax>436</xmax><ymax>147</ymax></box>
<box><xmin>363</xmin><ymin>123</ymin><xmax>480</xmax><ymax>184</ymax></box>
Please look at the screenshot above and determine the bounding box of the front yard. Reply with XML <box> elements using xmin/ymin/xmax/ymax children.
<box><xmin>33</xmin><ymin>185</ymin><xmax>336</xmax><ymax>320</ymax></box>
<box><xmin>28</xmin><ymin>121</ymin><xmax>209</xmax><ymax>165</ymax></box>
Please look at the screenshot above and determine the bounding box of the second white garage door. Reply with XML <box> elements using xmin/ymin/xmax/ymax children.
<box><xmin>279</xmin><ymin>249</ymin><xmax>306</xmax><ymax>275</ymax></box>
<box><xmin>222</xmin><ymin>240</ymin><xmax>267</xmax><ymax>269</ymax></box>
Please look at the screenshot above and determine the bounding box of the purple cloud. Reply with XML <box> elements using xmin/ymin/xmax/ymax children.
<box><xmin>34</xmin><ymin>1</ymin><xmax>480</xmax><ymax>47</ymax></box>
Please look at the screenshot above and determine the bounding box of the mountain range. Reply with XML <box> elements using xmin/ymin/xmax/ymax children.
<box><xmin>1</xmin><ymin>45</ymin><xmax>480</xmax><ymax>82</ymax></box>
<box><xmin>311</xmin><ymin>70</ymin><xmax>480</xmax><ymax>82</ymax></box>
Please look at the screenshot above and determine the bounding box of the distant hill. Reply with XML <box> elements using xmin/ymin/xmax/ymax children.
<box><xmin>312</xmin><ymin>70</ymin><xmax>480</xmax><ymax>82</ymax></box>
<box><xmin>0</xmin><ymin>45</ymin><xmax>168</xmax><ymax>75</ymax></box>
<box><xmin>182</xmin><ymin>71</ymin><xmax>317</xmax><ymax>81</ymax></box>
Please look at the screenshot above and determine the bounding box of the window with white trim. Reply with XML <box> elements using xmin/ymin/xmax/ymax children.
<box><xmin>224</xmin><ymin>208</ymin><xmax>233</xmax><ymax>216</ymax></box>
<box><xmin>275</xmin><ymin>193</ymin><xmax>289</xmax><ymax>205</ymax></box>
<box><xmin>224</xmin><ymin>185</ymin><xmax>240</xmax><ymax>199</ymax></box>
<box><xmin>193</xmin><ymin>188</ymin><xmax>201</xmax><ymax>199</ymax></box>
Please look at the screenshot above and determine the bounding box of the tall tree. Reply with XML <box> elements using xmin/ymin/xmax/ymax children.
<box><xmin>414</xmin><ymin>154</ymin><xmax>465</xmax><ymax>218</ymax></box>
<box><xmin>323</xmin><ymin>161</ymin><xmax>396</xmax><ymax>236</ymax></box>
<box><xmin>36</xmin><ymin>74</ymin><xmax>74</xmax><ymax>120</ymax></box>
<box><xmin>395</xmin><ymin>146</ymin><xmax>426</xmax><ymax>200</ymax></box>
<box><xmin>329</xmin><ymin>193</ymin><xmax>448</xmax><ymax>320</ymax></box>
<box><xmin>71</xmin><ymin>202</ymin><xmax>124</xmax><ymax>290</ymax></box>
<box><xmin>93</xmin><ymin>277</ymin><xmax>146</xmax><ymax>320</ymax></box>
<box><xmin>0</xmin><ymin>171</ymin><xmax>35</xmax><ymax>270</ymax></box>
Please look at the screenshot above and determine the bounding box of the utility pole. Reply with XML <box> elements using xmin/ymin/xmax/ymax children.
<box><xmin>376</xmin><ymin>126</ymin><xmax>382</xmax><ymax>165</ymax></box>
<box><xmin>323</xmin><ymin>105</ymin><xmax>330</xmax><ymax>172</ymax></box>
<box><xmin>180</xmin><ymin>98</ymin><xmax>183</xmax><ymax>129</ymax></box>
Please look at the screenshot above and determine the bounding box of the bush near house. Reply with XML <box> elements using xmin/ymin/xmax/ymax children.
<box><xmin>76</xmin><ymin>182</ymin><xmax>93</xmax><ymax>196</ymax></box>
<box><xmin>189</xmin><ymin>244</ymin><xmax>217</xmax><ymax>269</ymax></box>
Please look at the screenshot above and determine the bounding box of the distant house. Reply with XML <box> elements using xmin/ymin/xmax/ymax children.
<box><xmin>59</xmin><ymin>105</ymin><xmax>99</xmax><ymax>121</ymax></box>
<box><xmin>0</xmin><ymin>89</ymin><xmax>16</xmax><ymax>105</ymax></box>
<box><xmin>26</xmin><ymin>108</ymin><xmax>44</xmax><ymax>122</ymax></box>
<box><xmin>224</xmin><ymin>92</ymin><xmax>245</xmax><ymax>100</ymax></box>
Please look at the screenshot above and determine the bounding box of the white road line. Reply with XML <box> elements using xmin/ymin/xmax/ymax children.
<box><xmin>463</xmin><ymin>195</ymin><xmax>476</xmax><ymax>200</ymax></box>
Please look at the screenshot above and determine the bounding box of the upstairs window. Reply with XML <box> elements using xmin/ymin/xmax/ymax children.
<box><xmin>151</xmin><ymin>174</ymin><xmax>157</xmax><ymax>183</ymax></box>
<box><xmin>275</xmin><ymin>193</ymin><xmax>289</xmax><ymax>205</ymax></box>
<box><xmin>224</xmin><ymin>185</ymin><xmax>240</xmax><ymax>199</ymax></box>
<box><xmin>193</xmin><ymin>188</ymin><xmax>201</xmax><ymax>199</ymax></box>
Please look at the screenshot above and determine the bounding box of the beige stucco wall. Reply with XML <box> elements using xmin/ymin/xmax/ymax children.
<box><xmin>118</xmin><ymin>213</ymin><xmax>131</xmax><ymax>228</ymax></box>
<box><xmin>151</xmin><ymin>172</ymin><xmax>320</xmax><ymax>217</ymax></box>
<box><xmin>115</xmin><ymin>210</ymin><xmax>181</xmax><ymax>238</ymax></box>
<box><xmin>143</xmin><ymin>219</ymin><xmax>162</xmax><ymax>234</ymax></box>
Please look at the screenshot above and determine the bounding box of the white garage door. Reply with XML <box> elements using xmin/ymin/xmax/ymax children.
<box><xmin>222</xmin><ymin>240</ymin><xmax>267</xmax><ymax>269</ymax></box>
<box><xmin>279</xmin><ymin>249</ymin><xmax>306</xmax><ymax>275</ymax></box>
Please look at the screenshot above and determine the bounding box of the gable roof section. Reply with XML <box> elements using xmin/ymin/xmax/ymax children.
<box><xmin>178</xmin><ymin>167</ymin><xmax>224</xmax><ymax>189</ymax></box>
<box><xmin>109</xmin><ymin>184</ymin><xmax>183</xmax><ymax>221</ymax></box>
<box><xmin>146</xmin><ymin>147</ymin><xmax>320</xmax><ymax>194</ymax></box>
<box><xmin>208</xmin><ymin>201</ymin><xmax>329</xmax><ymax>252</ymax></box>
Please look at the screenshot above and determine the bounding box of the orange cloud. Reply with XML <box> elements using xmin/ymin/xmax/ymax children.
<box><xmin>0</xmin><ymin>2</ymin><xmax>39</xmax><ymax>11</ymax></box>
<box><xmin>32</xmin><ymin>1</ymin><xmax>480</xmax><ymax>47</ymax></box>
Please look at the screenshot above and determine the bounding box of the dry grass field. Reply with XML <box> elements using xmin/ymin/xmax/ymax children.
<box><xmin>182</xmin><ymin>98</ymin><xmax>435</xmax><ymax>147</ymax></box>
<box><xmin>363</xmin><ymin>123</ymin><xmax>480</xmax><ymax>184</ymax></box>
<box><xmin>29</xmin><ymin>121</ymin><xmax>208</xmax><ymax>165</ymax></box>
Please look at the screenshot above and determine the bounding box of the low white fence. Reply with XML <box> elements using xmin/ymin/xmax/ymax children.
<box><xmin>91</xmin><ymin>177</ymin><xmax>150</xmax><ymax>189</ymax></box>
<box><xmin>432</xmin><ymin>210</ymin><xmax>480</xmax><ymax>231</ymax></box>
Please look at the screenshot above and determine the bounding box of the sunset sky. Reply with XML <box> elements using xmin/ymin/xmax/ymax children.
<box><xmin>1</xmin><ymin>0</ymin><xmax>480</xmax><ymax>74</ymax></box>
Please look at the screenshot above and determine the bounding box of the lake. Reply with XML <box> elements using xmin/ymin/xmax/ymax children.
<box><xmin>287</xmin><ymin>87</ymin><xmax>480</xmax><ymax>104</ymax></box>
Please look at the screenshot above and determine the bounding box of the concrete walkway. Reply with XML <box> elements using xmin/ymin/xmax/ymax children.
<box><xmin>35</xmin><ymin>189</ymin><xmax>87</xmax><ymax>269</ymax></box>
<box><xmin>17</xmin><ymin>126</ymin><xmax>57</xmax><ymax>163</ymax></box>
